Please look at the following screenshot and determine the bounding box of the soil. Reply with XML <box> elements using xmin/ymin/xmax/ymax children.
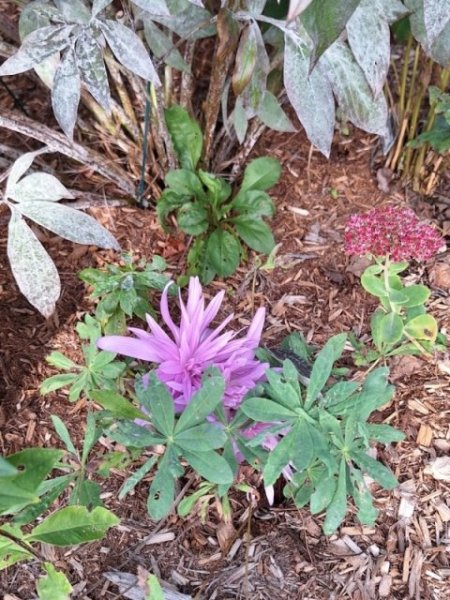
<box><xmin>1</xmin><ymin>11</ymin><xmax>450</xmax><ymax>600</ymax></box>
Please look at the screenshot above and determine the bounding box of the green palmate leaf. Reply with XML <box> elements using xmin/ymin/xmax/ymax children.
<box><xmin>37</xmin><ymin>563</ymin><xmax>73</xmax><ymax>600</ymax></box>
<box><xmin>175</xmin><ymin>423</ymin><xmax>227</xmax><ymax>451</ymax></box>
<box><xmin>301</xmin><ymin>0</ymin><xmax>361</xmax><ymax>65</ymax></box>
<box><xmin>351</xmin><ymin>452</ymin><xmax>398</xmax><ymax>489</ymax></box>
<box><xmin>240</xmin><ymin>156</ymin><xmax>281</xmax><ymax>192</ymax></box>
<box><xmin>305</xmin><ymin>333</ymin><xmax>347</xmax><ymax>409</ymax></box>
<box><xmin>119</xmin><ymin>455</ymin><xmax>158</xmax><ymax>500</ymax></box>
<box><xmin>263</xmin><ymin>432</ymin><xmax>294</xmax><ymax>486</ymax></box>
<box><xmin>165</xmin><ymin>105</ymin><xmax>202</xmax><ymax>170</ymax></box>
<box><xmin>51</xmin><ymin>415</ymin><xmax>77</xmax><ymax>456</ymax></box>
<box><xmin>204</xmin><ymin>229</ymin><xmax>241</xmax><ymax>277</ymax></box>
<box><xmin>361</xmin><ymin>271</ymin><xmax>387</xmax><ymax>298</ymax></box>
<box><xmin>175</xmin><ymin>368</ymin><xmax>225</xmax><ymax>436</ymax></box>
<box><xmin>0</xmin><ymin>483</ymin><xmax>39</xmax><ymax>517</ymax></box>
<box><xmin>81</xmin><ymin>411</ymin><xmax>100</xmax><ymax>465</ymax></box>
<box><xmin>45</xmin><ymin>351</ymin><xmax>77</xmax><ymax>370</ymax></box>
<box><xmin>91</xmin><ymin>390</ymin><xmax>146</xmax><ymax>420</ymax></box>
<box><xmin>323</xmin><ymin>458</ymin><xmax>348</xmax><ymax>535</ymax></box>
<box><xmin>290</xmin><ymin>421</ymin><xmax>315</xmax><ymax>472</ymax></box>
<box><xmin>365</xmin><ymin>424</ymin><xmax>405</xmax><ymax>444</ymax></box>
<box><xmin>293</xmin><ymin>482</ymin><xmax>314</xmax><ymax>508</ymax></box>
<box><xmin>352</xmin><ymin>367</ymin><xmax>394</xmax><ymax>422</ymax></box>
<box><xmin>0</xmin><ymin>524</ymin><xmax>33</xmax><ymax>569</ymax></box>
<box><xmin>233</xmin><ymin>216</ymin><xmax>275</xmax><ymax>254</ymax></box>
<box><xmin>2</xmin><ymin>448</ymin><xmax>63</xmax><ymax>500</ymax></box>
<box><xmin>108</xmin><ymin>421</ymin><xmax>164</xmax><ymax>448</ymax></box>
<box><xmin>13</xmin><ymin>474</ymin><xmax>76</xmax><ymax>526</ymax></box>
<box><xmin>140</xmin><ymin>373</ymin><xmax>175</xmax><ymax>437</ymax></box>
<box><xmin>177</xmin><ymin>203</ymin><xmax>209</xmax><ymax>235</ymax></box>
<box><xmin>182</xmin><ymin>450</ymin><xmax>234</xmax><ymax>485</ymax></box>
<box><xmin>241</xmin><ymin>397</ymin><xmax>297</xmax><ymax>422</ymax></box>
<box><xmin>28</xmin><ymin>506</ymin><xmax>119</xmax><ymax>545</ymax></box>
<box><xmin>378</xmin><ymin>312</ymin><xmax>404</xmax><ymax>347</ymax></box>
<box><xmin>404</xmin><ymin>314</ymin><xmax>438</xmax><ymax>341</ymax></box>
<box><xmin>323</xmin><ymin>381</ymin><xmax>359</xmax><ymax>410</ymax></box>
<box><xmin>310</xmin><ymin>474</ymin><xmax>337</xmax><ymax>514</ymax></box>
<box><xmin>147</xmin><ymin>453</ymin><xmax>176</xmax><ymax>520</ymax></box>
<box><xmin>350</xmin><ymin>469</ymin><xmax>378</xmax><ymax>525</ymax></box>
<box><xmin>70</xmin><ymin>479</ymin><xmax>103</xmax><ymax>508</ymax></box>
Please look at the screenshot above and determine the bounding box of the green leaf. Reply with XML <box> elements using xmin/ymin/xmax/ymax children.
<box><xmin>119</xmin><ymin>455</ymin><xmax>158</xmax><ymax>500</ymax></box>
<box><xmin>310</xmin><ymin>475</ymin><xmax>337</xmax><ymax>514</ymax></box>
<box><xmin>233</xmin><ymin>216</ymin><xmax>275</xmax><ymax>254</ymax></box>
<box><xmin>365</xmin><ymin>424</ymin><xmax>405</xmax><ymax>444</ymax></box>
<box><xmin>51</xmin><ymin>415</ymin><xmax>77</xmax><ymax>456</ymax></box>
<box><xmin>40</xmin><ymin>373</ymin><xmax>77</xmax><ymax>395</ymax></box>
<box><xmin>139</xmin><ymin>373</ymin><xmax>175</xmax><ymax>437</ymax></box>
<box><xmin>28</xmin><ymin>506</ymin><xmax>119</xmax><ymax>545</ymax></box>
<box><xmin>302</xmin><ymin>0</ymin><xmax>361</xmax><ymax>65</ymax></box>
<box><xmin>350</xmin><ymin>468</ymin><xmax>379</xmax><ymax>525</ymax></box>
<box><xmin>81</xmin><ymin>412</ymin><xmax>100</xmax><ymax>464</ymax></box>
<box><xmin>231</xmin><ymin>189</ymin><xmax>275</xmax><ymax>217</ymax></box>
<box><xmin>175</xmin><ymin>369</ymin><xmax>225</xmax><ymax>433</ymax></box>
<box><xmin>204</xmin><ymin>229</ymin><xmax>241</xmax><ymax>278</ymax></box>
<box><xmin>263</xmin><ymin>432</ymin><xmax>294</xmax><ymax>486</ymax></box>
<box><xmin>165</xmin><ymin>169</ymin><xmax>204</xmax><ymax>198</ymax></box>
<box><xmin>378</xmin><ymin>312</ymin><xmax>404</xmax><ymax>346</ymax></box>
<box><xmin>306</xmin><ymin>333</ymin><xmax>347</xmax><ymax>409</ymax></box>
<box><xmin>241</xmin><ymin>397</ymin><xmax>297</xmax><ymax>422</ymax></box>
<box><xmin>402</xmin><ymin>284</ymin><xmax>430</xmax><ymax>307</ymax></box>
<box><xmin>175</xmin><ymin>423</ymin><xmax>227</xmax><ymax>451</ymax></box>
<box><xmin>370</xmin><ymin>308</ymin><xmax>386</xmax><ymax>351</ymax></box>
<box><xmin>361</xmin><ymin>272</ymin><xmax>387</xmax><ymax>298</ymax></box>
<box><xmin>182</xmin><ymin>450</ymin><xmax>234</xmax><ymax>485</ymax></box>
<box><xmin>37</xmin><ymin>563</ymin><xmax>73</xmax><ymax>600</ymax></box>
<box><xmin>240</xmin><ymin>157</ymin><xmax>281</xmax><ymax>192</ymax></box>
<box><xmin>177</xmin><ymin>203</ymin><xmax>209</xmax><ymax>235</ymax></box>
<box><xmin>0</xmin><ymin>483</ymin><xmax>39</xmax><ymax>516</ymax></box>
<box><xmin>91</xmin><ymin>390</ymin><xmax>146</xmax><ymax>420</ymax></box>
<box><xmin>13</xmin><ymin>474</ymin><xmax>76</xmax><ymax>526</ymax></box>
<box><xmin>323</xmin><ymin>458</ymin><xmax>348</xmax><ymax>535</ymax></box>
<box><xmin>45</xmin><ymin>351</ymin><xmax>77</xmax><ymax>370</ymax></box>
<box><xmin>165</xmin><ymin>105</ymin><xmax>202</xmax><ymax>170</ymax></box>
<box><xmin>147</xmin><ymin>453</ymin><xmax>176</xmax><ymax>520</ymax></box>
<box><xmin>108</xmin><ymin>421</ymin><xmax>164</xmax><ymax>448</ymax></box>
<box><xmin>404</xmin><ymin>314</ymin><xmax>438</xmax><ymax>341</ymax></box>
<box><xmin>351</xmin><ymin>452</ymin><xmax>398</xmax><ymax>490</ymax></box>
<box><xmin>145</xmin><ymin>574</ymin><xmax>165</xmax><ymax>600</ymax></box>
<box><xmin>0</xmin><ymin>457</ymin><xmax>18</xmax><ymax>477</ymax></box>
<box><xmin>198</xmin><ymin>170</ymin><xmax>232</xmax><ymax>204</ymax></box>
<box><xmin>70</xmin><ymin>479</ymin><xmax>103</xmax><ymax>508</ymax></box>
<box><xmin>290</xmin><ymin>421</ymin><xmax>315</xmax><ymax>473</ymax></box>
<box><xmin>0</xmin><ymin>524</ymin><xmax>33</xmax><ymax>569</ymax></box>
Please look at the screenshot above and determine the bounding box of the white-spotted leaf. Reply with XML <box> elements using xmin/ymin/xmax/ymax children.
<box><xmin>5</xmin><ymin>149</ymin><xmax>49</xmax><ymax>198</ymax></box>
<box><xmin>7</xmin><ymin>209</ymin><xmax>61</xmax><ymax>318</ymax></box>
<box><xmin>424</xmin><ymin>0</ymin><xmax>450</xmax><ymax>44</ymax></box>
<box><xmin>75</xmin><ymin>31</ymin><xmax>111</xmax><ymax>112</ymax></box>
<box><xmin>52</xmin><ymin>47</ymin><xmax>81</xmax><ymax>139</ymax></box>
<box><xmin>9</xmin><ymin>173</ymin><xmax>75</xmax><ymax>203</ymax></box>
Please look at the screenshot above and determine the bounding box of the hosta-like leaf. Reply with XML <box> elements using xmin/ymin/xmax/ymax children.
<box><xmin>0</xmin><ymin>25</ymin><xmax>73</xmax><ymax>76</ymax></box>
<box><xmin>76</xmin><ymin>31</ymin><xmax>111</xmax><ymax>112</ymax></box>
<box><xmin>301</xmin><ymin>0</ymin><xmax>361</xmax><ymax>65</ymax></box>
<box><xmin>132</xmin><ymin>0</ymin><xmax>171</xmax><ymax>15</ymax></box>
<box><xmin>257</xmin><ymin>91</ymin><xmax>296</xmax><ymax>133</ymax></box>
<box><xmin>205</xmin><ymin>229</ymin><xmax>241</xmax><ymax>277</ymax></box>
<box><xmin>423</xmin><ymin>0</ymin><xmax>450</xmax><ymax>44</ymax></box>
<box><xmin>9</xmin><ymin>173</ymin><xmax>74</xmax><ymax>203</ymax></box>
<box><xmin>165</xmin><ymin>105</ymin><xmax>203</xmax><ymax>170</ymax></box>
<box><xmin>52</xmin><ymin>47</ymin><xmax>81</xmax><ymax>139</ymax></box>
<box><xmin>14</xmin><ymin>201</ymin><xmax>120</xmax><ymax>250</ymax></box>
<box><xmin>144</xmin><ymin>20</ymin><xmax>190</xmax><ymax>72</ymax></box>
<box><xmin>5</xmin><ymin>149</ymin><xmax>48</xmax><ymax>199</ymax></box>
<box><xmin>284</xmin><ymin>34</ymin><xmax>335</xmax><ymax>157</ymax></box>
<box><xmin>28</xmin><ymin>506</ymin><xmax>119</xmax><ymax>545</ymax></box>
<box><xmin>378</xmin><ymin>312</ymin><xmax>404</xmax><ymax>346</ymax></box>
<box><xmin>145</xmin><ymin>2</ymin><xmax>215</xmax><ymax>40</ymax></box>
<box><xmin>405</xmin><ymin>0</ymin><xmax>450</xmax><ymax>66</ymax></box>
<box><xmin>233</xmin><ymin>216</ymin><xmax>275</xmax><ymax>254</ymax></box>
<box><xmin>99</xmin><ymin>20</ymin><xmax>161</xmax><ymax>85</ymax></box>
<box><xmin>241</xmin><ymin>156</ymin><xmax>281</xmax><ymax>191</ymax></box>
<box><xmin>322</xmin><ymin>41</ymin><xmax>389</xmax><ymax>138</ymax></box>
<box><xmin>7</xmin><ymin>210</ymin><xmax>60</xmax><ymax>318</ymax></box>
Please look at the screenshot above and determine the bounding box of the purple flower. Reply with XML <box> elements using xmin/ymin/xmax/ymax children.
<box><xmin>97</xmin><ymin>277</ymin><xmax>268</xmax><ymax>412</ymax></box>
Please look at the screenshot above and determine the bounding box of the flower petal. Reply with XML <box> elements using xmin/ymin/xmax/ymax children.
<box><xmin>97</xmin><ymin>336</ymin><xmax>161</xmax><ymax>361</ymax></box>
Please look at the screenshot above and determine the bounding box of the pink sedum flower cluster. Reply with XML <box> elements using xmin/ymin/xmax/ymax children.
<box><xmin>97</xmin><ymin>277</ymin><xmax>267</xmax><ymax>412</ymax></box>
<box><xmin>344</xmin><ymin>205</ymin><xmax>444</xmax><ymax>261</ymax></box>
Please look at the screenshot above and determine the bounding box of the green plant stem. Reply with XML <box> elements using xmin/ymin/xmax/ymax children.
<box><xmin>0</xmin><ymin>528</ymin><xmax>43</xmax><ymax>560</ymax></box>
<box><xmin>399</xmin><ymin>34</ymin><xmax>413</xmax><ymax>117</ymax></box>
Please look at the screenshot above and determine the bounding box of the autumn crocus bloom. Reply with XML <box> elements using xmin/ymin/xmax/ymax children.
<box><xmin>344</xmin><ymin>205</ymin><xmax>444</xmax><ymax>261</ymax></box>
<box><xmin>97</xmin><ymin>277</ymin><xmax>268</xmax><ymax>412</ymax></box>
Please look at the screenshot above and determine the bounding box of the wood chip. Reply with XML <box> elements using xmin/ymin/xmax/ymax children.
<box><xmin>416</xmin><ymin>424</ymin><xmax>433</xmax><ymax>447</ymax></box>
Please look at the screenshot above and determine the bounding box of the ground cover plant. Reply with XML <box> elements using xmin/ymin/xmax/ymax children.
<box><xmin>0</xmin><ymin>1</ymin><xmax>449</xmax><ymax>598</ymax></box>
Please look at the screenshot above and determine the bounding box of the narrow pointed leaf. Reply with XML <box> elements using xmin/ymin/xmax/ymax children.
<box><xmin>9</xmin><ymin>173</ymin><xmax>74</xmax><ymax>203</ymax></box>
<box><xmin>323</xmin><ymin>458</ymin><xmax>347</xmax><ymax>534</ymax></box>
<box><xmin>175</xmin><ymin>369</ymin><xmax>225</xmax><ymax>432</ymax></box>
<box><xmin>424</xmin><ymin>0</ymin><xmax>450</xmax><ymax>44</ymax></box>
<box><xmin>51</xmin><ymin>415</ymin><xmax>77</xmax><ymax>456</ymax></box>
<box><xmin>5</xmin><ymin>149</ymin><xmax>48</xmax><ymax>199</ymax></box>
<box><xmin>257</xmin><ymin>91</ymin><xmax>296</xmax><ymax>133</ymax></box>
<box><xmin>52</xmin><ymin>48</ymin><xmax>80</xmax><ymax>139</ymax></box>
<box><xmin>76</xmin><ymin>31</ymin><xmax>111</xmax><ymax>112</ymax></box>
<box><xmin>182</xmin><ymin>450</ymin><xmax>234</xmax><ymax>484</ymax></box>
<box><xmin>165</xmin><ymin>105</ymin><xmax>202</xmax><ymax>170</ymax></box>
<box><xmin>305</xmin><ymin>333</ymin><xmax>347</xmax><ymax>409</ymax></box>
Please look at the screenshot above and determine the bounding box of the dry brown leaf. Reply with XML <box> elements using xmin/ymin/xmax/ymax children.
<box><xmin>429</xmin><ymin>262</ymin><xmax>450</xmax><ymax>289</ymax></box>
<box><xmin>424</xmin><ymin>457</ymin><xmax>450</xmax><ymax>482</ymax></box>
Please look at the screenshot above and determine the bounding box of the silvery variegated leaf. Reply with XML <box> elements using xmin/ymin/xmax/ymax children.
<box><xmin>7</xmin><ymin>208</ymin><xmax>61</xmax><ymax>318</ymax></box>
<box><xmin>132</xmin><ymin>0</ymin><xmax>171</xmax><ymax>16</ymax></box>
<box><xmin>76</xmin><ymin>30</ymin><xmax>111</xmax><ymax>111</ymax></box>
<box><xmin>146</xmin><ymin>1</ymin><xmax>215</xmax><ymax>40</ymax></box>
<box><xmin>52</xmin><ymin>47</ymin><xmax>81</xmax><ymax>139</ymax></box>
<box><xmin>99</xmin><ymin>19</ymin><xmax>161</xmax><ymax>85</ymax></box>
<box><xmin>232</xmin><ymin>24</ymin><xmax>259</xmax><ymax>96</ymax></box>
<box><xmin>287</xmin><ymin>0</ymin><xmax>314</xmax><ymax>21</ymax></box>
<box><xmin>257</xmin><ymin>91</ymin><xmax>296</xmax><ymax>133</ymax></box>
<box><xmin>322</xmin><ymin>40</ymin><xmax>389</xmax><ymax>138</ymax></box>
<box><xmin>5</xmin><ymin>149</ymin><xmax>49</xmax><ymax>199</ymax></box>
<box><xmin>242</xmin><ymin>20</ymin><xmax>269</xmax><ymax>111</ymax></box>
<box><xmin>92</xmin><ymin>0</ymin><xmax>114</xmax><ymax>17</ymax></box>
<box><xmin>233</xmin><ymin>97</ymin><xmax>249</xmax><ymax>144</ymax></box>
<box><xmin>373</xmin><ymin>0</ymin><xmax>410</xmax><ymax>22</ymax></box>
<box><xmin>144</xmin><ymin>20</ymin><xmax>190</xmax><ymax>73</ymax></box>
<box><xmin>284</xmin><ymin>34</ymin><xmax>335</xmax><ymax>157</ymax></box>
<box><xmin>423</xmin><ymin>0</ymin><xmax>450</xmax><ymax>45</ymax></box>
<box><xmin>54</xmin><ymin>0</ymin><xmax>91</xmax><ymax>24</ymax></box>
<box><xmin>14</xmin><ymin>201</ymin><xmax>120</xmax><ymax>250</ymax></box>
<box><xmin>8</xmin><ymin>173</ymin><xmax>75</xmax><ymax>203</ymax></box>
<box><xmin>346</xmin><ymin>0</ymin><xmax>408</xmax><ymax>97</ymax></box>
<box><xmin>406</xmin><ymin>0</ymin><xmax>450</xmax><ymax>66</ymax></box>
<box><xmin>187</xmin><ymin>0</ymin><xmax>204</xmax><ymax>6</ymax></box>
<box><xmin>0</xmin><ymin>25</ymin><xmax>74</xmax><ymax>76</ymax></box>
